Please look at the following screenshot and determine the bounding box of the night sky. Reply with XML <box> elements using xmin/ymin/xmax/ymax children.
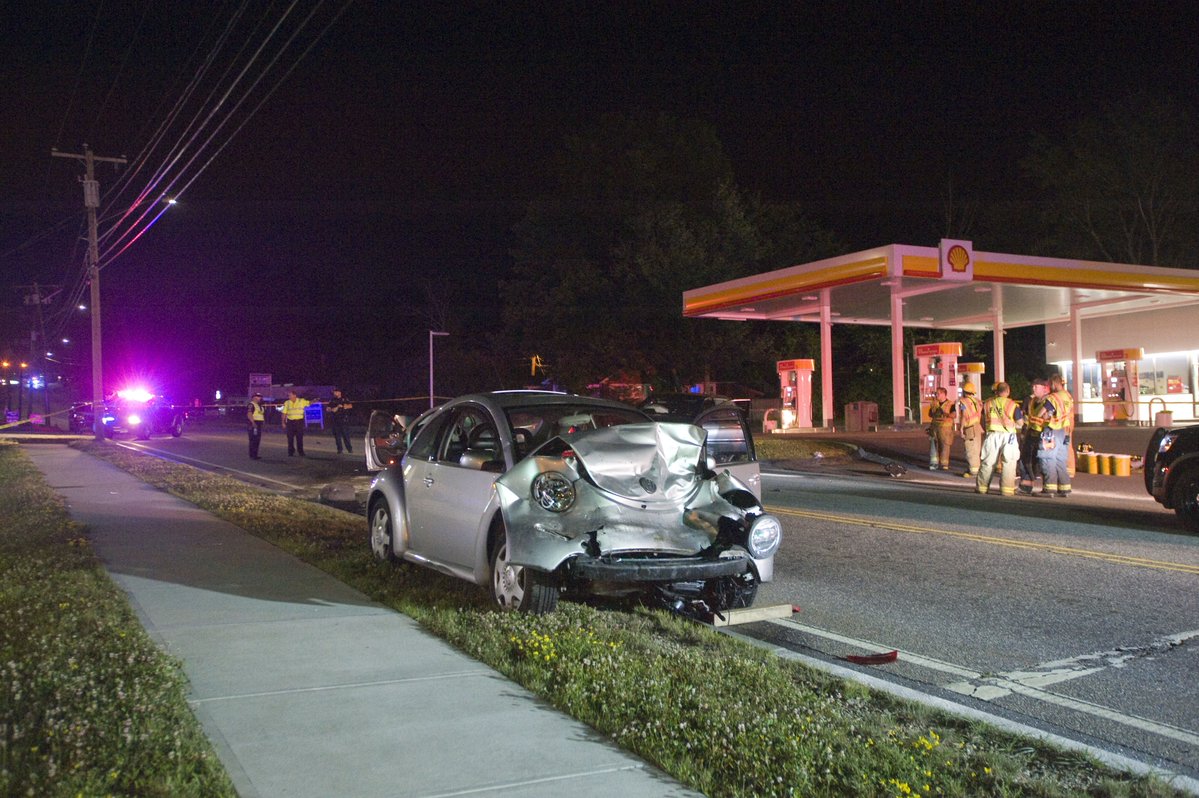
<box><xmin>2</xmin><ymin>2</ymin><xmax>1196</xmax><ymax>401</ymax></box>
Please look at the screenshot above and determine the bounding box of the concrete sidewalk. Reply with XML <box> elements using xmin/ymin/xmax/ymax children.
<box><xmin>26</xmin><ymin>445</ymin><xmax>699</xmax><ymax>798</ymax></box>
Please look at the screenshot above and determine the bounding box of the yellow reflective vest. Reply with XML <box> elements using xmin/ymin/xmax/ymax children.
<box><xmin>984</xmin><ymin>396</ymin><xmax>1020</xmax><ymax>432</ymax></box>
<box><xmin>247</xmin><ymin>401</ymin><xmax>265</xmax><ymax>422</ymax></box>
<box><xmin>1023</xmin><ymin>396</ymin><xmax>1047</xmax><ymax>433</ymax></box>
<box><xmin>1045</xmin><ymin>390</ymin><xmax>1074</xmax><ymax>430</ymax></box>
<box><xmin>281</xmin><ymin>398</ymin><xmax>309</xmax><ymax>421</ymax></box>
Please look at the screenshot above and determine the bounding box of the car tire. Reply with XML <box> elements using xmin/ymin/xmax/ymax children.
<box><xmin>1172</xmin><ymin>468</ymin><xmax>1199</xmax><ymax>533</ymax></box>
<box><xmin>703</xmin><ymin>571</ymin><xmax>759</xmax><ymax>611</ymax></box>
<box><xmin>170</xmin><ymin>415</ymin><xmax>184</xmax><ymax>437</ymax></box>
<box><xmin>490</xmin><ymin>525</ymin><xmax>558</xmax><ymax>614</ymax></box>
<box><xmin>369</xmin><ymin>498</ymin><xmax>399</xmax><ymax>562</ymax></box>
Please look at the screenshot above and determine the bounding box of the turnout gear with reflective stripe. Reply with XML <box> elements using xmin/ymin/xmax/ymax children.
<box><xmin>929</xmin><ymin>399</ymin><xmax>955</xmax><ymax>426</ymax></box>
<box><xmin>958</xmin><ymin>395</ymin><xmax>982</xmax><ymax>429</ymax></box>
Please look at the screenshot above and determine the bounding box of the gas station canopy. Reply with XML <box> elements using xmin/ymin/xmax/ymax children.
<box><xmin>682</xmin><ymin>242</ymin><xmax>1199</xmax><ymax>425</ymax></box>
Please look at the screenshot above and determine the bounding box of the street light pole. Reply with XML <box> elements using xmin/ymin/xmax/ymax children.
<box><xmin>429</xmin><ymin>330</ymin><xmax>449</xmax><ymax>408</ymax></box>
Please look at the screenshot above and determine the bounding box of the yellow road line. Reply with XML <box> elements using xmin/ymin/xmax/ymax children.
<box><xmin>767</xmin><ymin>505</ymin><xmax>1199</xmax><ymax>576</ymax></box>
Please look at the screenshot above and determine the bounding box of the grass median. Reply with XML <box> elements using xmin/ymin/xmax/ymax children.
<box><xmin>27</xmin><ymin>440</ymin><xmax>1191</xmax><ymax>797</ymax></box>
<box><xmin>0</xmin><ymin>442</ymin><xmax>235</xmax><ymax>797</ymax></box>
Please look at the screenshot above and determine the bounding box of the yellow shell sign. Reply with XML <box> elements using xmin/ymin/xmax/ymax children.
<box><xmin>947</xmin><ymin>245</ymin><xmax>970</xmax><ymax>272</ymax></box>
<box><xmin>938</xmin><ymin>239</ymin><xmax>974</xmax><ymax>281</ymax></box>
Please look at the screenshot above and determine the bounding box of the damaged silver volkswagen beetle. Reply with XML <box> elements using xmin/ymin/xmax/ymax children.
<box><xmin>365</xmin><ymin>391</ymin><xmax>780</xmax><ymax>614</ymax></box>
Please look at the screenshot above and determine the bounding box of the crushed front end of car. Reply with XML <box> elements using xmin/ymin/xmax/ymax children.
<box><xmin>495</xmin><ymin>422</ymin><xmax>781</xmax><ymax>614</ymax></box>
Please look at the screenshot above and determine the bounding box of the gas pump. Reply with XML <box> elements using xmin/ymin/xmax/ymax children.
<box><xmin>776</xmin><ymin>358</ymin><xmax>814</xmax><ymax>430</ymax></box>
<box><xmin>914</xmin><ymin>342</ymin><xmax>962</xmax><ymax>423</ymax></box>
<box><xmin>958</xmin><ymin>362</ymin><xmax>986</xmax><ymax>398</ymax></box>
<box><xmin>1097</xmin><ymin>347</ymin><xmax>1143</xmax><ymax>423</ymax></box>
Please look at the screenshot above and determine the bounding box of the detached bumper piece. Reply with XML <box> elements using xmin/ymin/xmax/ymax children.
<box><xmin>571</xmin><ymin>553</ymin><xmax>749</xmax><ymax>582</ymax></box>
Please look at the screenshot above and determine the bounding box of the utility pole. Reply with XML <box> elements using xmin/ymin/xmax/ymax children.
<box><xmin>52</xmin><ymin>146</ymin><xmax>126</xmax><ymax>441</ymax></box>
<box><xmin>20</xmin><ymin>282</ymin><xmax>59</xmax><ymax>417</ymax></box>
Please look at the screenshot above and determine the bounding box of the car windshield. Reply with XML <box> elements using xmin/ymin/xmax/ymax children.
<box><xmin>504</xmin><ymin>403</ymin><xmax>649</xmax><ymax>453</ymax></box>
<box><xmin>640</xmin><ymin>394</ymin><xmax>727</xmax><ymax>421</ymax></box>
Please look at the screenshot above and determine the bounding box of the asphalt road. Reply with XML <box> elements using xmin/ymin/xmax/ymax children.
<box><xmin>754</xmin><ymin>464</ymin><xmax>1199</xmax><ymax>780</ymax></box>
<box><xmin>110</xmin><ymin>419</ymin><xmax>374</xmax><ymax>504</ymax></box>
<box><xmin>103</xmin><ymin>420</ymin><xmax>1199</xmax><ymax>780</ymax></box>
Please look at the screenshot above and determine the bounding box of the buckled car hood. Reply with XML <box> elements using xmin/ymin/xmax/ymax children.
<box><xmin>495</xmin><ymin>422</ymin><xmax>754</xmax><ymax>571</ymax></box>
<box><xmin>564</xmin><ymin>422</ymin><xmax>705</xmax><ymax>502</ymax></box>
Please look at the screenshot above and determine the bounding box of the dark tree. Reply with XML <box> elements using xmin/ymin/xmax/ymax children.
<box><xmin>504</xmin><ymin>113</ymin><xmax>840</xmax><ymax>394</ymax></box>
<box><xmin>1023</xmin><ymin>95</ymin><xmax>1199</xmax><ymax>268</ymax></box>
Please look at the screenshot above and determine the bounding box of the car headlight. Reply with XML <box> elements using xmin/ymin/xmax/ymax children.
<box><xmin>1158</xmin><ymin>432</ymin><xmax>1180</xmax><ymax>454</ymax></box>
<box><xmin>746</xmin><ymin>514</ymin><xmax>781</xmax><ymax>559</ymax></box>
<box><xmin>126</xmin><ymin>414</ymin><xmax>142</xmax><ymax>426</ymax></box>
<box><xmin>531</xmin><ymin>471</ymin><xmax>576</xmax><ymax>513</ymax></box>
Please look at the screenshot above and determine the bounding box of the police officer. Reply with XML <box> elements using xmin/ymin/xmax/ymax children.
<box><xmin>281</xmin><ymin>389</ymin><xmax>310</xmax><ymax>457</ymax></box>
<box><xmin>976</xmin><ymin>382</ymin><xmax>1023</xmax><ymax>496</ymax></box>
<box><xmin>928</xmin><ymin>386</ymin><xmax>956</xmax><ymax>470</ymax></box>
<box><xmin>327</xmin><ymin>388</ymin><xmax>354</xmax><ymax>455</ymax></box>
<box><xmin>957</xmin><ymin>382</ymin><xmax>983</xmax><ymax>478</ymax></box>
<box><xmin>1018</xmin><ymin>379</ymin><xmax>1050</xmax><ymax>495</ymax></box>
<box><xmin>1036</xmin><ymin>375</ymin><xmax>1074</xmax><ymax>497</ymax></box>
<box><xmin>246</xmin><ymin>393</ymin><xmax>265</xmax><ymax>459</ymax></box>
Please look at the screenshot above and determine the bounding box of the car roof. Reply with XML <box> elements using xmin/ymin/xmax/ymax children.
<box><xmin>447</xmin><ymin>391</ymin><xmax>652</xmax><ymax>416</ymax></box>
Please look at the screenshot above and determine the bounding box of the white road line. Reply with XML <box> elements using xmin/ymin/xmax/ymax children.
<box><xmin>773</xmin><ymin>619</ymin><xmax>980</xmax><ymax>679</ymax></box>
<box><xmin>769</xmin><ymin>617</ymin><xmax>1199</xmax><ymax>749</ymax></box>
<box><xmin>116</xmin><ymin>441</ymin><xmax>306</xmax><ymax>490</ymax></box>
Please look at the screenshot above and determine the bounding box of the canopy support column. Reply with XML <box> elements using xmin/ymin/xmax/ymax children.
<box><xmin>992</xmin><ymin>290</ymin><xmax>1006</xmax><ymax>382</ymax></box>
<box><xmin>890</xmin><ymin>289</ymin><xmax>906</xmax><ymax>424</ymax></box>
<box><xmin>1070</xmin><ymin>304</ymin><xmax>1084</xmax><ymax>425</ymax></box>
<box><xmin>820</xmin><ymin>288</ymin><xmax>834</xmax><ymax>428</ymax></box>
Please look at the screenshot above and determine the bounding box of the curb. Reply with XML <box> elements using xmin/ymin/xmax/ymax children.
<box><xmin>720</xmin><ymin>627</ymin><xmax>1199</xmax><ymax>796</ymax></box>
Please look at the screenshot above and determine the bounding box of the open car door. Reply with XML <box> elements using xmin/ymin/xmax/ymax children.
<box><xmin>365</xmin><ymin>410</ymin><xmax>405</xmax><ymax>472</ymax></box>
<box><xmin>694</xmin><ymin>405</ymin><xmax>761</xmax><ymax>499</ymax></box>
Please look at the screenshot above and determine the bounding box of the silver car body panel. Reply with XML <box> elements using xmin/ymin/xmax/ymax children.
<box><xmin>495</xmin><ymin>422</ymin><xmax>762</xmax><ymax>574</ymax></box>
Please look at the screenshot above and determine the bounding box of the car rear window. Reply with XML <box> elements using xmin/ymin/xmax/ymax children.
<box><xmin>504</xmin><ymin>404</ymin><xmax>649</xmax><ymax>452</ymax></box>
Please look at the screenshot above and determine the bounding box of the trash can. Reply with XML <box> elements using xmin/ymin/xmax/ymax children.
<box><xmin>1155</xmin><ymin>411</ymin><xmax>1174</xmax><ymax>427</ymax></box>
<box><xmin>844</xmin><ymin>401</ymin><xmax>879</xmax><ymax>432</ymax></box>
<box><xmin>1098</xmin><ymin>454</ymin><xmax>1112</xmax><ymax>476</ymax></box>
<box><xmin>1111</xmin><ymin>454</ymin><xmax>1132</xmax><ymax>477</ymax></box>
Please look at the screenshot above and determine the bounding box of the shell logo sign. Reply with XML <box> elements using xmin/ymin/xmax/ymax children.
<box><xmin>938</xmin><ymin>239</ymin><xmax>974</xmax><ymax>281</ymax></box>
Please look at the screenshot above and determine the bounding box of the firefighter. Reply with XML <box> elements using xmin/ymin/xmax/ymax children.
<box><xmin>977</xmin><ymin>382</ymin><xmax>1023</xmax><ymax>496</ymax></box>
<box><xmin>1036</xmin><ymin>374</ymin><xmax>1074</xmax><ymax>497</ymax></box>
<box><xmin>928</xmin><ymin>386</ymin><xmax>956</xmax><ymax>470</ymax></box>
<box><xmin>281</xmin><ymin>389</ymin><xmax>311</xmax><ymax>457</ymax></box>
<box><xmin>957</xmin><ymin>382</ymin><xmax>983</xmax><ymax>478</ymax></box>
<box><xmin>1018</xmin><ymin>378</ymin><xmax>1050</xmax><ymax>495</ymax></box>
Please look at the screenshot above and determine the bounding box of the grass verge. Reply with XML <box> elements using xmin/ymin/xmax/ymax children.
<box><xmin>754</xmin><ymin>436</ymin><xmax>857</xmax><ymax>461</ymax></box>
<box><xmin>56</xmin><ymin>440</ymin><xmax>1191</xmax><ymax>797</ymax></box>
<box><xmin>0</xmin><ymin>442</ymin><xmax>235</xmax><ymax>797</ymax></box>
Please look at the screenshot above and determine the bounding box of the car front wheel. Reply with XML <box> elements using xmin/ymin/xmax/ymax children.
<box><xmin>170</xmin><ymin>415</ymin><xmax>184</xmax><ymax>437</ymax></box>
<box><xmin>490</xmin><ymin>526</ymin><xmax>558</xmax><ymax>614</ymax></box>
<box><xmin>369</xmin><ymin>499</ymin><xmax>398</xmax><ymax>561</ymax></box>
<box><xmin>1173</xmin><ymin>469</ymin><xmax>1199</xmax><ymax>533</ymax></box>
